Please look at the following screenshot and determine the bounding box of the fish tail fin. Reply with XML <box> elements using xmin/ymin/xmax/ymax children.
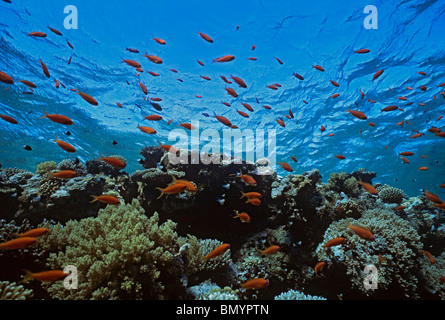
<box><xmin>20</xmin><ymin>269</ymin><xmax>34</xmax><ymax>283</ymax></box>
<box><xmin>233</xmin><ymin>210</ymin><xmax>239</xmax><ymax>218</ymax></box>
<box><xmin>155</xmin><ymin>187</ymin><xmax>164</xmax><ymax>199</ymax></box>
<box><xmin>55</xmin><ymin>134</ymin><xmax>58</xmax><ymax>142</ymax></box>
<box><xmin>89</xmin><ymin>195</ymin><xmax>98</xmax><ymax>203</ymax></box>
<box><xmin>239</xmin><ymin>192</ymin><xmax>246</xmax><ymax>199</ymax></box>
<box><xmin>40</xmin><ymin>107</ymin><xmax>49</xmax><ymax>118</ymax></box>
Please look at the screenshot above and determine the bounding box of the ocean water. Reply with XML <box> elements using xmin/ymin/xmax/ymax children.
<box><xmin>1</xmin><ymin>0</ymin><xmax>444</xmax><ymax>197</ymax></box>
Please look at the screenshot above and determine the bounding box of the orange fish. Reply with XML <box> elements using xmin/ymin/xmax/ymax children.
<box><xmin>50</xmin><ymin>170</ymin><xmax>78</xmax><ymax>179</ymax></box>
<box><xmin>214</xmin><ymin>112</ymin><xmax>232</xmax><ymax>127</ymax></box>
<box><xmin>39</xmin><ymin>60</ymin><xmax>50</xmax><ymax>78</ymax></box>
<box><xmin>240</xmin><ymin>278</ymin><xmax>269</xmax><ymax>289</ymax></box>
<box><xmin>245</xmin><ymin>197</ymin><xmax>261</xmax><ymax>206</ymax></box>
<box><xmin>40</xmin><ymin>108</ymin><xmax>73</xmax><ymax>125</ymax></box>
<box><xmin>168</xmin><ymin>175</ymin><xmax>197</xmax><ymax>193</ymax></box>
<box><xmin>400</xmin><ymin>156</ymin><xmax>409</xmax><ymax>163</ymax></box>
<box><xmin>358</xmin><ymin>178</ymin><xmax>378</xmax><ymax>195</ymax></box>
<box><xmin>335</xmin><ymin>155</ymin><xmax>345</xmax><ymax>160</ymax></box>
<box><xmin>330</xmin><ymin>80</ymin><xmax>339</xmax><ymax>87</ymax></box>
<box><xmin>225</xmin><ymin>87</ymin><xmax>238</xmax><ymax>98</ymax></box>
<box><xmin>144</xmin><ymin>54</ymin><xmax>163</xmax><ymax>64</ymax></box>
<box><xmin>233</xmin><ymin>210</ymin><xmax>251</xmax><ymax>223</ymax></box>
<box><xmin>198</xmin><ymin>31</ymin><xmax>213</xmax><ymax>43</ymax></box>
<box><xmin>355</xmin><ymin>48</ymin><xmax>370</xmax><ymax>54</ymax></box>
<box><xmin>347</xmin><ymin>221</ymin><xmax>375</xmax><ymax>241</ymax></box>
<box><xmin>236</xmin><ymin>110</ymin><xmax>249</xmax><ymax>118</ymax></box>
<box><xmin>203</xmin><ymin>243</ymin><xmax>230</xmax><ymax>262</ymax></box>
<box><xmin>156</xmin><ymin>182</ymin><xmax>187</xmax><ymax>199</ymax></box>
<box><xmin>314</xmin><ymin>261</ymin><xmax>325</xmax><ymax>276</ymax></box>
<box><xmin>424</xmin><ymin>189</ymin><xmax>443</xmax><ymax>204</ymax></box>
<box><xmin>28</xmin><ymin>31</ymin><xmax>47</xmax><ymax>37</ymax></box>
<box><xmin>14</xmin><ymin>228</ymin><xmax>49</xmax><ymax>238</ymax></box>
<box><xmin>240</xmin><ymin>191</ymin><xmax>262</xmax><ymax>199</ymax></box>
<box><xmin>230</xmin><ymin>75</ymin><xmax>247</xmax><ymax>88</ymax></box>
<box><xmin>179</xmin><ymin>123</ymin><xmax>196</xmax><ymax>130</ymax></box>
<box><xmin>347</xmin><ymin>108</ymin><xmax>367</xmax><ymax>120</ymax></box>
<box><xmin>276</xmin><ymin>118</ymin><xmax>285</xmax><ymax>127</ymax></box>
<box><xmin>372</xmin><ymin>69</ymin><xmax>384</xmax><ymax>81</ymax></box>
<box><xmin>55</xmin><ymin>135</ymin><xmax>76</xmax><ymax>153</ymax></box>
<box><xmin>158</xmin><ymin>142</ymin><xmax>178</xmax><ymax>154</ymax></box>
<box><xmin>323</xmin><ymin>237</ymin><xmax>345</xmax><ymax>248</ymax></box>
<box><xmin>399</xmin><ymin>151</ymin><xmax>414</xmax><ymax>156</ymax></box>
<box><xmin>232</xmin><ymin>169</ymin><xmax>256</xmax><ymax>186</ymax></box>
<box><xmin>145</xmin><ymin>115</ymin><xmax>163</xmax><ymax>121</ymax></box>
<box><xmin>213</xmin><ymin>55</ymin><xmax>235</xmax><ymax>63</ymax></box>
<box><xmin>122</xmin><ymin>59</ymin><xmax>142</xmax><ymax>68</ymax></box>
<box><xmin>421</xmin><ymin>250</ymin><xmax>434</xmax><ymax>264</ymax></box>
<box><xmin>137</xmin><ymin>126</ymin><xmax>157</xmax><ymax>134</ymax></box>
<box><xmin>0</xmin><ymin>71</ymin><xmax>14</xmax><ymax>84</ymax></box>
<box><xmin>279</xmin><ymin>162</ymin><xmax>293</xmax><ymax>172</ymax></box>
<box><xmin>19</xmin><ymin>80</ymin><xmax>36</xmax><ymax>88</ymax></box>
<box><xmin>99</xmin><ymin>153</ymin><xmax>126</xmax><ymax>169</ymax></box>
<box><xmin>76</xmin><ymin>88</ymin><xmax>98</xmax><ymax>105</ymax></box>
<box><xmin>258</xmin><ymin>245</ymin><xmax>280</xmax><ymax>255</ymax></box>
<box><xmin>138</xmin><ymin>81</ymin><xmax>148</xmax><ymax>95</ymax></box>
<box><xmin>48</xmin><ymin>26</ymin><xmax>63</xmax><ymax>36</ymax></box>
<box><xmin>197</xmin><ymin>60</ymin><xmax>205</xmax><ymax>66</ymax></box>
<box><xmin>0</xmin><ymin>114</ymin><xmax>18</xmax><ymax>124</ymax></box>
<box><xmin>313</xmin><ymin>65</ymin><xmax>325</xmax><ymax>72</ymax></box>
<box><xmin>274</xmin><ymin>57</ymin><xmax>283</xmax><ymax>64</ymax></box>
<box><xmin>290</xmin><ymin>156</ymin><xmax>297</xmax><ymax>162</ymax></box>
<box><xmin>90</xmin><ymin>195</ymin><xmax>121</xmax><ymax>205</ymax></box>
<box><xmin>418</xmin><ymin>167</ymin><xmax>428</xmax><ymax>171</ymax></box>
<box><xmin>434</xmin><ymin>203</ymin><xmax>445</xmax><ymax>209</ymax></box>
<box><xmin>241</xmin><ymin>103</ymin><xmax>253</xmax><ymax>112</ymax></box>
<box><xmin>21</xmin><ymin>269</ymin><xmax>68</xmax><ymax>282</ymax></box>
<box><xmin>331</xmin><ymin>93</ymin><xmax>340</xmax><ymax>99</ymax></box>
<box><xmin>0</xmin><ymin>237</ymin><xmax>38</xmax><ymax>250</ymax></box>
<box><xmin>153</xmin><ymin>37</ymin><xmax>166</xmax><ymax>45</ymax></box>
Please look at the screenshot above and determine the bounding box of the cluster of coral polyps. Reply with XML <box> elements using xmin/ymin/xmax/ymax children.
<box><xmin>0</xmin><ymin>148</ymin><xmax>444</xmax><ymax>300</ymax></box>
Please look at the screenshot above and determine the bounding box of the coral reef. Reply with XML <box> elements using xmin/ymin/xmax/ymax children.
<box><xmin>0</xmin><ymin>148</ymin><xmax>444</xmax><ymax>300</ymax></box>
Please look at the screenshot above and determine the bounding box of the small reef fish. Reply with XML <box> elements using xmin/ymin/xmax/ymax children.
<box><xmin>225</xmin><ymin>87</ymin><xmax>238</xmax><ymax>97</ymax></box>
<box><xmin>153</xmin><ymin>37</ymin><xmax>166</xmax><ymax>45</ymax></box>
<box><xmin>14</xmin><ymin>228</ymin><xmax>49</xmax><ymax>238</ymax></box>
<box><xmin>258</xmin><ymin>245</ymin><xmax>280</xmax><ymax>255</ymax></box>
<box><xmin>144</xmin><ymin>54</ymin><xmax>163</xmax><ymax>64</ymax></box>
<box><xmin>240</xmin><ymin>278</ymin><xmax>269</xmax><ymax>290</ymax></box>
<box><xmin>169</xmin><ymin>175</ymin><xmax>197</xmax><ymax>192</ymax></box>
<box><xmin>99</xmin><ymin>153</ymin><xmax>126</xmax><ymax>169</ymax></box>
<box><xmin>421</xmin><ymin>250</ymin><xmax>434</xmax><ymax>264</ymax></box>
<box><xmin>424</xmin><ymin>189</ymin><xmax>442</xmax><ymax>204</ymax></box>
<box><xmin>230</xmin><ymin>75</ymin><xmax>247</xmax><ymax>88</ymax></box>
<box><xmin>40</xmin><ymin>108</ymin><xmax>73</xmax><ymax>125</ymax></box>
<box><xmin>76</xmin><ymin>88</ymin><xmax>98</xmax><ymax>106</ymax></box>
<box><xmin>279</xmin><ymin>162</ymin><xmax>293</xmax><ymax>172</ymax></box>
<box><xmin>314</xmin><ymin>261</ymin><xmax>325</xmax><ymax>276</ymax></box>
<box><xmin>347</xmin><ymin>220</ymin><xmax>375</xmax><ymax>241</ymax></box>
<box><xmin>50</xmin><ymin>170</ymin><xmax>78</xmax><ymax>179</ymax></box>
<box><xmin>156</xmin><ymin>182</ymin><xmax>187</xmax><ymax>199</ymax></box>
<box><xmin>55</xmin><ymin>135</ymin><xmax>76</xmax><ymax>153</ymax></box>
<box><xmin>145</xmin><ymin>115</ymin><xmax>163</xmax><ymax>121</ymax></box>
<box><xmin>372</xmin><ymin>69</ymin><xmax>384</xmax><ymax>81</ymax></box>
<box><xmin>355</xmin><ymin>48</ymin><xmax>370</xmax><ymax>54</ymax></box>
<box><xmin>233</xmin><ymin>210</ymin><xmax>251</xmax><ymax>223</ymax></box>
<box><xmin>240</xmin><ymin>191</ymin><xmax>262</xmax><ymax>199</ymax></box>
<box><xmin>232</xmin><ymin>169</ymin><xmax>257</xmax><ymax>186</ymax></box>
<box><xmin>158</xmin><ymin>142</ymin><xmax>178</xmax><ymax>154</ymax></box>
<box><xmin>0</xmin><ymin>237</ymin><xmax>38</xmax><ymax>250</ymax></box>
<box><xmin>28</xmin><ymin>31</ymin><xmax>47</xmax><ymax>37</ymax></box>
<box><xmin>347</xmin><ymin>108</ymin><xmax>367</xmax><ymax>120</ymax></box>
<box><xmin>213</xmin><ymin>55</ymin><xmax>235</xmax><ymax>63</ymax></box>
<box><xmin>39</xmin><ymin>60</ymin><xmax>50</xmax><ymax>78</ymax></box>
<box><xmin>137</xmin><ymin>126</ymin><xmax>157</xmax><ymax>134</ymax></box>
<box><xmin>245</xmin><ymin>197</ymin><xmax>261</xmax><ymax>206</ymax></box>
<box><xmin>90</xmin><ymin>195</ymin><xmax>121</xmax><ymax>205</ymax></box>
<box><xmin>21</xmin><ymin>270</ymin><xmax>68</xmax><ymax>282</ymax></box>
<box><xmin>203</xmin><ymin>243</ymin><xmax>230</xmax><ymax>262</ymax></box>
<box><xmin>198</xmin><ymin>31</ymin><xmax>213</xmax><ymax>43</ymax></box>
<box><xmin>358</xmin><ymin>178</ymin><xmax>378</xmax><ymax>195</ymax></box>
<box><xmin>323</xmin><ymin>237</ymin><xmax>345</xmax><ymax>248</ymax></box>
<box><xmin>0</xmin><ymin>114</ymin><xmax>18</xmax><ymax>124</ymax></box>
<box><xmin>0</xmin><ymin>71</ymin><xmax>14</xmax><ymax>84</ymax></box>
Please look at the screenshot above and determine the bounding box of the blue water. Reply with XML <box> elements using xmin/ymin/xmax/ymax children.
<box><xmin>0</xmin><ymin>0</ymin><xmax>444</xmax><ymax>197</ymax></box>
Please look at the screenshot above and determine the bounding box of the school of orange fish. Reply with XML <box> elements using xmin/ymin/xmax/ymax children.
<box><xmin>1</xmin><ymin>18</ymin><xmax>445</xmax><ymax>292</ymax></box>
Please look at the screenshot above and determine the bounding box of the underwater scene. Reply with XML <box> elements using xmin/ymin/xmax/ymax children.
<box><xmin>0</xmin><ymin>0</ymin><xmax>444</xmax><ymax>303</ymax></box>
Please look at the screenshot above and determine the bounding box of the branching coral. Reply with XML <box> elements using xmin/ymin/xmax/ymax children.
<box><xmin>316</xmin><ymin>208</ymin><xmax>423</xmax><ymax>298</ymax></box>
<box><xmin>40</xmin><ymin>199</ymin><xmax>184</xmax><ymax>300</ymax></box>
<box><xmin>0</xmin><ymin>281</ymin><xmax>33</xmax><ymax>300</ymax></box>
<box><xmin>274</xmin><ymin>289</ymin><xmax>326</xmax><ymax>300</ymax></box>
